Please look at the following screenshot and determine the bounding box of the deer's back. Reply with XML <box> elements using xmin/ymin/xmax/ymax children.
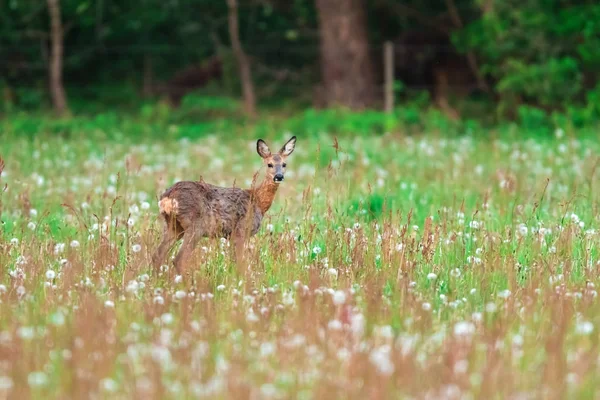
<box><xmin>159</xmin><ymin>181</ymin><xmax>263</xmax><ymax>237</ymax></box>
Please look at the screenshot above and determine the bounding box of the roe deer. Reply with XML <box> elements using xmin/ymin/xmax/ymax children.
<box><xmin>152</xmin><ymin>136</ymin><xmax>297</xmax><ymax>274</ymax></box>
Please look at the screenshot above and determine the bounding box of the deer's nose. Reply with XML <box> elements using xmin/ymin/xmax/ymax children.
<box><xmin>274</xmin><ymin>174</ymin><xmax>284</xmax><ymax>182</ymax></box>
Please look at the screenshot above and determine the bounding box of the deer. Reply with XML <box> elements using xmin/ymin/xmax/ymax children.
<box><xmin>151</xmin><ymin>136</ymin><xmax>297</xmax><ymax>275</ymax></box>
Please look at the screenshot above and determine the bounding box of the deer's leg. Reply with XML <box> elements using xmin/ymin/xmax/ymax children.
<box><xmin>232</xmin><ymin>228</ymin><xmax>248</xmax><ymax>275</ymax></box>
<box><xmin>152</xmin><ymin>222</ymin><xmax>178</xmax><ymax>273</ymax></box>
<box><xmin>173</xmin><ymin>228</ymin><xmax>200</xmax><ymax>276</ymax></box>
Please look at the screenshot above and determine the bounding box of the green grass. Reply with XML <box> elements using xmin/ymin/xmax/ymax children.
<box><xmin>1</xmin><ymin>121</ymin><xmax>600</xmax><ymax>398</ymax></box>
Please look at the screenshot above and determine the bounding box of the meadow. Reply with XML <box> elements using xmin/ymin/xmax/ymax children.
<box><xmin>1</xmin><ymin>125</ymin><xmax>600</xmax><ymax>399</ymax></box>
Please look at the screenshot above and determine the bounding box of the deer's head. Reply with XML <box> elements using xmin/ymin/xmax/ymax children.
<box><xmin>256</xmin><ymin>136</ymin><xmax>296</xmax><ymax>184</ymax></box>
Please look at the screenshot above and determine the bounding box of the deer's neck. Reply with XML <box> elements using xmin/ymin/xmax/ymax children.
<box><xmin>251</xmin><ymin>178</ymin><xmax>279</xmax><ymax>214</ymax></box>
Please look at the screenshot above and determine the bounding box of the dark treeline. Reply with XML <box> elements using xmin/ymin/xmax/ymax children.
<box><xmin>1</xmin><ymin>0</ymin><xmax>599</xmax><ymax>121</ymax></box>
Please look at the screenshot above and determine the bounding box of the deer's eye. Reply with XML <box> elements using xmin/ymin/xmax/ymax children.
<box><xmin>268</xmin><ymin>163</ymin><xmax>274</xmax><ymax>168</ymax></box>
<box><xmin>282</xmin><ymin>163</ymin><xmax>287</xmax><ymax>168</ymax></box>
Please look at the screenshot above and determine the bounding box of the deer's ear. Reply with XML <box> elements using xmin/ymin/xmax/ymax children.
<box><xmin>279</xmin><ymin>136</ymin><xmax>296</xmax><ymax>157</ymax></box>
<box><xmin>257</xmin><ymin>139</ymin><xmax>271</xmax><ymax>158</ymax></box>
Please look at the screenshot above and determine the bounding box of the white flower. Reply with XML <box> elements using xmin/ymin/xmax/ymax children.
<box><xmin>422</xmin><ymin>302</ymin><xmax>432</xmax><ymax>311</ymax></box>
<box><xmin>54</xmin><ymin>243</ymin><xmax>66</xmax><ymax>254</ymax></box>
<box><xmin>100</xmin><ymin>378</ymin><xmax>118</xmax><ymax>392</ymax></box>
<box><xmin>161</xmin><ymin>313</ymin><xmax>174</xmax><ymax>325</ymax></box>
<box><xmin>328</xmin><ymin>319</ymin><xmax>343</xmax><ymax>331</ymax></box>
<box><xmin>517</xmin><ymin>224</ymin><xmax>528</xmax><ymax>236</ymax></box>
<box><xmin>27</xmin><ymin>371</ymin><xmax>48</xmax><ymax>387</ymax></box>
<box><xmin>260</xmin><ymin>384</ymin><xmax>277</xmax><ymax>397</ymax></box>
<box><xmin>45</xmin><ymin>270</ymin><xmax>56</xmax><ymax>280</ymax></box>
<box><xmin>312</xmin><ymin>246</ymin><xmax>322</xmax><ymax>255</ymax></box>
<box><xmin>10</xmin><ymin>238</ymin><xmax>19</xmax><ymax>246</ymax></box>
<box><xmin>141</xmin><ymin>201</ymin><xmax>150</xmax><ymax>210</ymax></box>
<box><xmin>498</xmin><ymin>289</ymin><xmax>511</xmax><ymax>299</ymax></box>
<box><xmin>469</xmin><ymin>220</ymin><xmax>480</xmax><ymax>229</ymax></box>
<box><xmin>369</xmin><ymin>346</ymin><xmax>395</xmax><ymax>376</ymax></box>
<box><xmin>174</xmin><ymin>275</ymin><xmax>183</xmax><ymax>284</ymax></box>
<box><xmin>175</xmin><ymin>290</ymin><xmax>187</xmax><ymax>299</ymax></box>
<box><xmin>30</xmin><ymin>209</ymin><xmax>38</xmax><ymax>217</ymax></box>
<box><xmin>27</xmin><ymin>222</ymin><xmax>36</xmax><ymax>230</ymax></box>
<box><xmin>132</xmin><ymin>244</ymin><xmax>142</xmax><ymax>253</ymax></box>
<box><xmin>327</xmin><ymin>268</ymin><xmax>338</xmax><ymax>278</ymax></box>
<box><xmin>104</xmin><ymin>300</ymin><xmax>115</xmax><ymax>308</ymax></box>
<box><xmin>127</xmin><ymin>218</ymin><xmax>135</xmax><ymax>227</ymax></box>
<box><xmin>332</xmin><ymin>290</ymin><xmax>346</xmax><ymax>305</ymax></box>
<box><xmin>0</xmin><ymin>376</ymin><xmax>13</xmax><ymax>391</ymax></box>
<box><xmin>126</xmin><ymin>280</ymin><xmax>139</xmax><ymax>293</ymax></box>
<box><xmin>470</xmin><ymin>288</ymin><xmax>477</xmax><ymax>295</ymax></box>
<box><xmin>216</xmin><ymin>284</ymin><xmax>226</xmax><ymax>292</ymax></box>
<box><xmin>453</xmin><ymin>321</ymin><xmax>475</xmax><ymax>337</ymax></box>
<box><xmin>575</xmin><ymin>321</ymin><xmax>594</xmax><ymax>335</ymax></box>
<box><xmin>153</xmin><ymin>296</ymin><xmax>164</xmax><ymax>305</ymax></box>
<box><xmin>427</xmin><ymin>272</ymin><xmax>437</xmax><ymax>281</ymax></box>
<box><xmin>450</xmin><ymin>268</ymin><xmax>461</xmax><ymax>278</ymax></box>
<box><xmin>70</xmin><ymin>240</ymin><xmax>80</xmax><ymax>248</ymax></box>
<box><xmin>485</xmin><ymin>302</ymin><xmax>497</xmax><ymax>313</ymax></box>
<box><xmin>266</xmin><ymin>224</ymin><xmax>274</xmax><ymax>233</ymax></box>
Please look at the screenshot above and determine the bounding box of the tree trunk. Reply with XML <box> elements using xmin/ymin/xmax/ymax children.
<box><xmin>47</xmin><ymin>0</ymin><xmax>68</xmax><ymax>115</ymax></box>
<box><xmin>226</xmin><ymin>0</ymin><xmax>257</xmax><ymax>118</ymax></box>
<box><xmin>315</xmin><ymin>0</ymin><xmax>377</xmax><ymax>109</ymax></box>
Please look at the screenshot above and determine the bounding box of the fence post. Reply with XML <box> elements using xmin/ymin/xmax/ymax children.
<box><xmin>384</xmin><ymin>41</ymin><xmax>394</xmax><ymax>114</ymax></box>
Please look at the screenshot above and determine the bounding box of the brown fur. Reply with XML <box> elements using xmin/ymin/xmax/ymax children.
<box><xmin>152</xmin><ymin>136</ymin><xmax>296</xmax><ymax>275</ymax></box>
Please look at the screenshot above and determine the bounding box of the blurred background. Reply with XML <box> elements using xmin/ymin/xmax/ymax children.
<box><xmin>1</xmin><ymin>0</ymin><xmax>599</xmax><ymax>134</ymax></box>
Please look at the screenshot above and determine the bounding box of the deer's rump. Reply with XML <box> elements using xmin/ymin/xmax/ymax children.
<box><xmin>158</xmin><ymin>181</ymin><xmax>263</xmax><ymax>238</ymax></box>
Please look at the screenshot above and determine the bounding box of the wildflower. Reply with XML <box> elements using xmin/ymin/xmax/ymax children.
<box><xmin>27</xmin><ymin>222</ymin><xmax>36</xmax><ymax>230</ymax></box>
<box><xmin>450</xmin><ymin>268</ymin><xmax>461</xmax><ymax>278</ymax></box>
<box><xmin>498</xmin><ymin>289</ymin><xmax>511</xmax><ymax>299</ymax></box>
<box><xmin>174</xmin><ymin>275</ymin><xmax>183</xmax><ymax>284</ymax></box>
<box><xmin>100</xmin><ymin>378</ymin><xmax>118</xmax><ymax>393</ymax></box>
<box><xmin>575</xmin><ymin>321</ymin><xmax>594</xmax><ymax>335</ymax></box>
<box><xmin>260</xmin><ymin>384</ymin><xmax>277</xmax><ymax>397</ymax></box>
<box><xmin>30</xmin><ymin>209</ymin><xmax>38</xmax><ymax>217</ymax></box>
<box><xmin>312</xmin><ymin>245</ymin><xmax>322</xmax><ymax>255</ymax></box>
<box><xmin>141</xmin><ymin>201</ymin><xmax>150</xmax><ymax>210</ymax></box>
<box><xmin>104</xmin><ymin>300</ymin><xmax>115</xmax><ymax>308</ymax></box>
<box><xmin>369</xmin><ymin>345</ymin><xmax>395</xmax><ymax>376</ymax></box>
<box><xmin>216</xmin><ymin>284</ymin><xmax>226</xmax><ymax>292</ymax></box>
<box><xmin>45</xmin><ymin>270</ymin><xmax>56</xmax><ymax>280</ymax></box>
<box><xmin>328</xmin><ymin>319</ymin><xmax>343</xmax><ymax>330</ymax></box>
<box><xmin>127</xmin><ymin>218</ymin><xmax>135</xmax><ymax>227</ymax></box>
<box><xmin>70</xmin><ymin>240</ymin><xmax>80</xmax><ymax>248</ymax></box>
<box><xmin>27</xmin><ymin>371</ymin><xmax>48</xmax><ymax>387</ymax></box>
<box><xmin>0</xmin><ymin>376</ymin><xmax>13</xmax><ymax>391</ymax></box>
<box><xmin>132</xmin><ymin>244</ymin><xmax>142</xmax><ymax>253</ymax></box>
<box><xmin>266</xmin><ymin>224</ymin><xmax>274</xmax><ymax>233</ymax></box>
<box><xmin>175</xmin><ymin>290</ymin><xmax>187</xmax><ymax>299</ymax></box>
<box><xmin>332</xmin><ymin>290</ymin><xmax>346</xmax><ymax>305</ymax></box>
<box><xmin>427</xmin><ymin>272</ymin><xmax>437</xmax><ymax>281</ymax></box>
<box><xmin>126</xmin><ymin>280</ymin><xmax>139</xmax><ymax>294</ymax></box>
<box><xmin>517</xmin><ymin>224</ymin><xmax>528</xmax><ymax>237</ymax></box>
<box><xmin>470</xmin><ymin>288</ymin><xmax>477</xmax><ymax>295</ymax></box>
<box><xmin>469</xmin><ymin>221</ymin><xmax>480</xmax><ymax>229</ymax></box>
<box><xmin>327</xmin><ymin>268</ymin><xmax>338</xmax><ymax>278</ymax></box>
<box><xmin>422</xmin><ymin>302</ymin><xmax>432</xmax><ymax>311</ymax></box>
<box><xmin>453</xmin><ymin>321</ymin><xmax>475</xmax><ymax>337</ymax></box>
<box><xmin>10</xmin><ymin>238</ymin><xmax>18</xmax><ymax>246</ymax></box>
<box><xmin>161</xmin><ymin>313</ymin><xmax>174</xmax><ymax>325</ymax></box>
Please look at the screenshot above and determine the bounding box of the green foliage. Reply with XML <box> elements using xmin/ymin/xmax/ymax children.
<box><xmin>455</xmin><ymin>1</ymin><xmax>600</xmax><ymax>114</ymax></box>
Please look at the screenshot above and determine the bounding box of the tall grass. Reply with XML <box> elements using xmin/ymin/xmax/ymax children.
<box><xmin>0</xmin><ymin>130</ymin><xmax>599</xmax><ymax>398</ymax></box>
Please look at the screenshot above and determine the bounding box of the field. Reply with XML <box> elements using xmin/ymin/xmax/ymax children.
<box><xmin>1</xmin><ymin>128</ymin><xmax>600</xmax><ymax>399</ymax></box>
